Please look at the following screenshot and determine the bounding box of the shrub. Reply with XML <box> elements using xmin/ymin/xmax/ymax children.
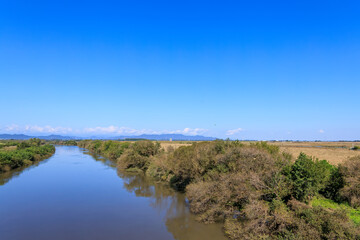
<box><xmin>117</xmin><ymin>141</ymin><xmax>161</xmax><ymax>171</ymax></box>
<box><xmin>286</xmin><ymin>153</ymin><xmax>333</xmax><ymax>202</ymax></box>
<box><xmin>339</xmin><ymin>156</ymin><xmax>360</xmax><ymax>208</ymax></box>
<box><xmin>290</xmin><ymin>200</ymin><xmax>360</xmax><ymax>239</ymax></box>
<box><xmin>0</xmin><ymin>141</ymin><xmax>55</xmax><ymax>173</ymax></box>
<box><xmin>117</xmin><ymin>148</ymin><xmax>149</xmax><ymax>170</ymax></box>
<box><xmin>184</xmin><ymin>142</ymin><xmax>291</xmax><ymax>224</ymax></box>
<box><xmin>132</xmin><ymin>140</ymin><xmax>160</xmax><ymax>157</ymax></box>
<box><xmin>312</xmin><ymin>196</ymin><xmax>360</xmax><ymax>226</ymax></box>
<box><xmin>320</xmin><ymin>167</ymin><xmax>345</xmax><ymax>202</ymax></box>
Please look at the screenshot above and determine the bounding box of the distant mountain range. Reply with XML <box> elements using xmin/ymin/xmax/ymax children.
<box><xmin>0</xmin><ymin>133</ymin><xmax>216</xmax><ymax>141</ymax></box>
<box><xmin>117</xmin><ymin>134</ymin><xmax>216</xmax><ymax>141</ymax></box>
<box><xmin>0</xmin><ymin>134</ymin><xmax>76</xmax><ymax>140</ymax></box>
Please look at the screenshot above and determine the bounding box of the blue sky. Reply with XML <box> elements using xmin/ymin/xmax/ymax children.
<box><xmin>0</xmin><ymin>0</ymin><xmax>359</xmax><ymax>140</ymax></box>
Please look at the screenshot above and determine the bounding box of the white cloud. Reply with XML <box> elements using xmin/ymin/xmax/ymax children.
<box><xmin>170</xmin><ymin>128</ymin><xmax>208</xmax><ymax>135</ymax></box>
<box><xmin>4</xmin><ymin>124</ymin><xmax>21</xmax><ymax>131</ymax></box>
<box><xmin>1</xmin><ymin>124</ymin><xmax>208</xmax><ymax>136</ymax></box>
<box><xmin>84</xmin><ymin>126</ymin><xmax>133</xmax><ymax>134</ymax></box>
<box><xmin>25</xmin><ymin>125</ymin><xmax>73</xmax><ymax>134</ymax></box>
<box><xmin>319</xmin><ymin>129</ymin><xmax>325</xmax><ymax>134</ymax></box>
<box><xmin>226</xmin><ymin>128</ymin><xmax>243</xmax><ymax>136</ymax></box>
<box><xmin>84</xmin><ymin>126</ymin><xmax>208</xmax><ymax>136</ymax></box>
<box><xmin>2</xmin><ymin>124</ymin><xmax>73</xmax><ymax>134</ymax></box>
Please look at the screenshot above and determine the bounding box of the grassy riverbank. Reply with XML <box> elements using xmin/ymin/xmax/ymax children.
<box><xmin>0</xmin><ymin>139</ymin><xmax>55</xmax><ymax>173</ymax></box>
<box><xmin>74</xmin><ymin>139</ymin><xmax>360</xmax><ymax>239</ymax></box>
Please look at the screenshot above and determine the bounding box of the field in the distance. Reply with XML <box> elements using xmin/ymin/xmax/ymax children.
<box><xmin>160</xmin><ymin>141</ymin><xmax>360</xmax><ymax>165</ymax></box>
<box><xmin>271</xmin><ymin>141</ymin><xmax>360</xmax><ymax>165</ymax></box>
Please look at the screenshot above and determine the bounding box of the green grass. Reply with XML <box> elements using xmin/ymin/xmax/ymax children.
<box><xmin>312</xmin><ymin>197</ymin><xmax>360</xmax><ymax>226</ymax></box>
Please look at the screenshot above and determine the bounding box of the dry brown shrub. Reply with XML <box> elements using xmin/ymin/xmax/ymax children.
<box><xmin>146</xmin><ymin>153</ymin><xmax>173</xmax><ymax>181</ymax></box>
<box><xmin>166</xmin><ymin>145</ymin><xmax>175</xmax><ymax>153</ymax></box>
<box><xmin>23</xmin><ymin>159</ymin><xmax>32</xmax><ymax>166</ymax></box>
<box><xmin>186</xmin><ymin>172</ymin><xmax>263</xmax><ymax>223</ymax></box>
<box><xmin>117</xmin><ymin>149</ymin><xmax>148</xmax><ymax>170</ymax></box>
<box><xmin>287</xmin><ymin>198</ymin><xmax>312</xmax><ymax>212</ymax></box>
<box><xmin>33</xmin><ymin>154</ymin><xmax>41</xmax><ymax>161</ymax></box>
<box><xmin>340</xmin><ymin>156</ymin><xmax>360</xmax><ymax>207</ymax></box>
<box><xmin>240</xmin><ymin>200</ymin><xmax>272</xmax><ymax>238</ymax></box>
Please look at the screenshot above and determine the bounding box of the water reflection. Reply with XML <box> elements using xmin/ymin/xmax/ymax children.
<box><xmin>117</xmin><ymin>167</ymin><xmax>227</xmax><ymax>240</ymax></box>
<box><xmin>0</xmin><ymin>158</ymin><xmax>51</xmax><ymax>186</ymax></box>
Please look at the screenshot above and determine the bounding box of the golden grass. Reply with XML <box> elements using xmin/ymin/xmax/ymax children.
<box><xmin>0</xmin><ymin>146</ymin><xmax>17</xmax><ymax>151</ymax></box>
<box><xmin>160</xmin><ymin>141</ymin><xmax>192</xmax><ymax>151</ymax></box>
<box><xmin>280</xmin><ymin>147</ymin><xmax>359</xmax><ymax>165</ymax></box>
<box><xmin>268</xmin><ymin>141</ymin><xmax>360</xmax><ymax>165</ymax></box>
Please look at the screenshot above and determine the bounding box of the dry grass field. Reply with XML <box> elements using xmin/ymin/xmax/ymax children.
<box><xmin>265</xmin><ymin>141</ymin><xmax>359</xmax><ymax>165</ymax></box>
<box><xmin>160</xmin><ymin>141</ymin><xmax>192</xmax><ymax>151</ymax></box>
<box><xmin>159</xmin><ymin>141</ymin><xmax>360</xmax><ymax>165</ymax></box>
<box><xmin>0</xmin><ymin>146</ymin><xmax>17</xmax><ymax>151</ymax></box>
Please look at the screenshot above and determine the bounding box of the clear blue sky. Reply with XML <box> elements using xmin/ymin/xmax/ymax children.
<box><xmin>1</xmin><ymin>0</ymin><xmax>359</xmax><ymax>140</ymax></box>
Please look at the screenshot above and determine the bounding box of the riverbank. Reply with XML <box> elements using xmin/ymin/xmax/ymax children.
<box><xmin>0</xmin><ymin>139</ymin><xmax>55</xmax><ymax>173</ymax></box>
<box><xmin>72</xmin><ymin>139</ymin><xmax>360</xmax><ymax>239</ymax></box>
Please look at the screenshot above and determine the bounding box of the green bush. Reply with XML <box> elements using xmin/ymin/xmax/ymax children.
<box><xmin>320</xmin><ymin>167</ymin><xmax>345</xmax><ymax>202</ymax></box>
<box><xmin>117</xmin><ymin>148</ymin><xmax>149</xmax><ymax>170</ymax></box>
<box><xmin>286</xmin><ymin>153</ymin><xmax>333</xmax><ymax>202</ymax></box>
<box><xmin>0</xmin><ymin>140</ymin><xmax>55</xmax><ymax>172</ymax></box>
<box><xmin>77</xmin><ymin>140</ymin><xmax>131</xmax><ymax>161</ymax></box>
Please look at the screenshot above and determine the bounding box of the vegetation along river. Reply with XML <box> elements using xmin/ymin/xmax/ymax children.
<box><xmin>0</xmin><ymin>146</ymin><xmax>226</xmax><ymax>240</ymax></box>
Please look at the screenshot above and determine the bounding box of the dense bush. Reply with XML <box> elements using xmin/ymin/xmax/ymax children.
<box><xmin>339</xmin><ymin>156</ymin><xmax>360</xmax><ymax>208</ymax></box>
<box><xmin>224</xmin><ymin>198</ymin><xmax>360</xmax><ymax>240</ymax></box>
<box><xmin>320</xmin><ymin>167</ymin><xmax>346</xmax><ymax>203</ymax></box>
<box><xmin>78</xmin><ymin>140</ymin><xmax>159</xmax><ymax>171</ymax></box>
<box><xmin>78</xmin><ymin>140</ymin><xmax>131</xmax><ymax>160</ymax></box>
<box><xmin>285</xmin><ymin>153</ymin><xmax>333</xmax><ymax>202</ymax></box>
<box><xmin>0</xmin><ymin>139</ymin><xmax>55</xmax><ymax>172</ymax></box>
<box><xmin>117</xmin><ymin>141</ymin><xmax>160</xmax><ymax>170</ymax></box>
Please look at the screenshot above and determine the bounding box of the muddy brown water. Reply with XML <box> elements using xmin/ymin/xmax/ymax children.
<box><xmin>0</xmin><ymin>146</ymin><xmax>226</xmax><ymax>240</ymax></box>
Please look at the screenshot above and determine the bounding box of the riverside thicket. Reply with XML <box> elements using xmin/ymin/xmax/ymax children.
<box><xmin>74</xmin><ymin>140</ymin><xmax>360</xmax><ymax>239</ymax></box>
<box><xmin>0</xmin><ymin>138</ymin><xmax>55</xmax><ymax>173</ymax></box>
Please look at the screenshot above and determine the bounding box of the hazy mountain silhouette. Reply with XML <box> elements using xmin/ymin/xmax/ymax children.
<box><xmin>0</xmin><ymin>133</ymin><xmax>216</xmax><ymax>141</ymax></box>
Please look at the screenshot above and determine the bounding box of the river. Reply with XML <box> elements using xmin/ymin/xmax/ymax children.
<box><xmin>0</xmin><ymin>146</ymin><xmax>226</xmax><ymax>240</ymax></box>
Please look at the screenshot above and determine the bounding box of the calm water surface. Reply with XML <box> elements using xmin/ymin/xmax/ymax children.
<box><xmin>0</xmin><ymin>146</ymin><xmax>226</xmax><ymax>240</ymax></box>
